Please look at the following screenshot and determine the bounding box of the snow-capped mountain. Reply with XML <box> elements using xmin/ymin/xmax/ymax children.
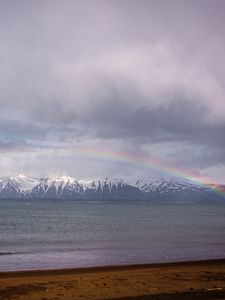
<box><xmin>133</xmin><ymin>176</ymin><xmax>222</xmax><ymax>202</ymax></box>
<box><xmin>0</xmin><ymin>174</ymin><xmax>224</xmax><ymax>202</ymax></box>
<box><xmin>0</xmin><ymin>174</ymin><xmax>40</xmax><ymax>198</ymax></box>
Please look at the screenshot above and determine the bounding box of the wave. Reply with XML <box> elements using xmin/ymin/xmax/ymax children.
<box><xmin>0</xmin><ymin>251</ymin><xmax>30</xmax><ymax>256</ymax></box>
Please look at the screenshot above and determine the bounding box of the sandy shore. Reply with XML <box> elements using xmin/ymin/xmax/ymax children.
<box><xmin>0</xmin><ymin>259</ymin><xmax>225</xmax><ymax>299</ymax></box>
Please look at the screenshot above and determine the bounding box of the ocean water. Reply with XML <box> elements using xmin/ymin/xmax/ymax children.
<box><xmin>0</xmin><ymin>200</ymin><xmax>225</xmax><ymax>271</ymax></box>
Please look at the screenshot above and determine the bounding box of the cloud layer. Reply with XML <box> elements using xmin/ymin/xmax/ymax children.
<box><xmin>1</xmin><ymin>0</ymin><xmax>225</xmax><ymax>181</ymax></box>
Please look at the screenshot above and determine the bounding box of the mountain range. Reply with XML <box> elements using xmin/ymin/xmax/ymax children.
<box><xmin>0</xmin><ymin>174</ymin><xmax>225</xmax><ymax>202</ymax></box>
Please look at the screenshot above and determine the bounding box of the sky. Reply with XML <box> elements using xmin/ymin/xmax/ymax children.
<box><xmin>0</xmin><ymin>0</ymin><xmax>225</xmax><ymax>182</ymax></box>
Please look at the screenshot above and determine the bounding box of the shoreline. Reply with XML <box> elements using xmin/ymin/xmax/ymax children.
<box><xmin>1</xmin><ymin>258</ymin><xmax>225</xmax><ymax>299</ymax></box>
<box><xmin>1</xmin><ymin>257</ymin><xmax>225</xmax><ymax>277</ymax></box>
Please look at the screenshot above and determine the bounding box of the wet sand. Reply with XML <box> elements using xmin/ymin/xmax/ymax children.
<box><xmin>0</xmin><ymin>259</ymin><xmax>225</xmax><ymax>299</ymax></box>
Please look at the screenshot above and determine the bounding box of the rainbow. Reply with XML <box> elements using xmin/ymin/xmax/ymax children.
<box><xmin>55</xmin><ymin>145</ymin><xmax>225</xmax><ymax>197</ymax></box>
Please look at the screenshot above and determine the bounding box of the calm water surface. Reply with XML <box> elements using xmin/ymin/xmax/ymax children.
<box><xmin>0</xmin><ymin>200</ymin><xmax>225</xmax><ymax>271</ymax></box>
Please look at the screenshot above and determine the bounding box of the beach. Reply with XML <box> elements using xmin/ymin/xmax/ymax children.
<box><xmin>1</xmin><ymin>259</ymin><xmax>225</xmax><ymax>299</ymax></box>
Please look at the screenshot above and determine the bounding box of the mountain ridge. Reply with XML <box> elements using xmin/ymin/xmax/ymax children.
<box><xmin>0</xmin><ymin>174</ymin><xmax>224</xmax><ymax>202</ymax></box>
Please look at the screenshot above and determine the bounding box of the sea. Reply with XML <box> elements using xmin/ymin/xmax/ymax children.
<box><xmin>0</xmin><ymin>200</ymin><xmax>225</xmax><ymax>271</ymax></box>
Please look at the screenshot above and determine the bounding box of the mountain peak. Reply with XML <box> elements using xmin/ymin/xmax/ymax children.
<box><xmin>44</xmin><ymin>175</ymin><xmax>77</xmax><ymax>182</ymax></box>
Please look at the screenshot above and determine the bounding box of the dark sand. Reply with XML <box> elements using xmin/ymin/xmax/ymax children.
<box><xmin>1</xmin><ymin>259</ymin><xmax>225</xmax><ymax>299</ymax></box>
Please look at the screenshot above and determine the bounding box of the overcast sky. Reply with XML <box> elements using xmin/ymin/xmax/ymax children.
<box><xmin>0</xmin><ymin>0</ymin><xmax>225</xmax><ymax>181</ymax></box>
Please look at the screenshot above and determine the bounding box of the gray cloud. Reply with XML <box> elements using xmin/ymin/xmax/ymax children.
<box><xmin>0</xmin><ymin>140</ymin><xmax>33</xmax><ymax>152</ymax></box>
<box><xmin>0</xmin><ymin>0</ymin><xmax>225</xmax><ymax>180</ymax></box>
